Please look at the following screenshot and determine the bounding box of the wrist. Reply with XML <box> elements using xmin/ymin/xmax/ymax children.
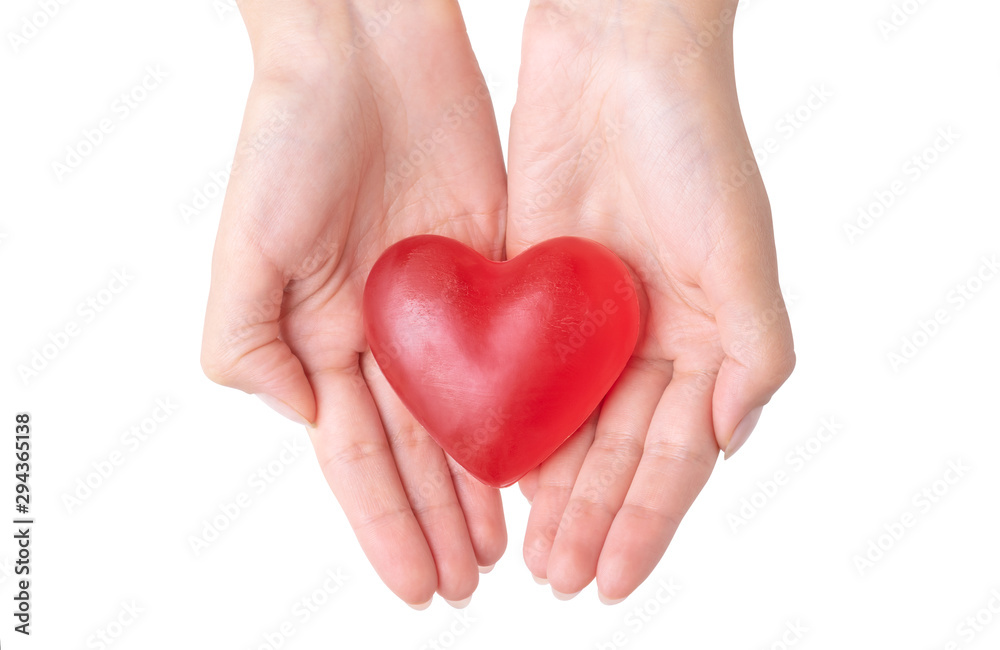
<box><xmin>528</xmin><ymin>0</ymin><xmax>738</xmax><ymax>25</ymax></box>
<box><xmin>239</xmin><ymin>0</ymin><xmax>465</xmax><ymax>82</ymax></box>
<box><xmin>525</xmin><ymin>0</ymin><xmax>739</xmax><ymax>65</ymax></box>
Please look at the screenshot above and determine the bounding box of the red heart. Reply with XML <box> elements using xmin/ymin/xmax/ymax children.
<box><xmin>362</xmin><ymin>235</ymin><xmax>640</xmax><ymax>488</ymax></box>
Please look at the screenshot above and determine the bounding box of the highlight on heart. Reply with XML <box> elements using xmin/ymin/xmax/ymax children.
<box><xmin>362</xmin><ymin>234</ymin><xmax>641</xmax><ymax>488</ymax></box>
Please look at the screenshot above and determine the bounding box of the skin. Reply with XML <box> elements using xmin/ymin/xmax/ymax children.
<box><xmin>201</xmin><ymin>0</ymin><xmax>508</xmax><ymax>607</ymax></box>
<box><xmin>202</xmin><ymin>0</ymin><xmax>794</xmax><ymax>607</ymax></box>
<box><xmin>508</xmin><ymin>0</ymin><xmax>795</xmax><ymax>602</ymax></box>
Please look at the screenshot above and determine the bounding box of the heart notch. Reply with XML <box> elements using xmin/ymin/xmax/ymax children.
<box><xmin>363</xmin><ymin>235</ymin><xmax>640</xmax><ymax>488</ymax></box>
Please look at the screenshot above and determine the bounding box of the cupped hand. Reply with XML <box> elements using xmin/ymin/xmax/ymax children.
<box><xmin>201</xmin><ymin>1</ymin><xmax>507</xmax><ymax>608</ymax></box>
<box><xmin>507</xmin><ymin>0</ymin><xmax>795</xmax><ymax>602</ymax></box>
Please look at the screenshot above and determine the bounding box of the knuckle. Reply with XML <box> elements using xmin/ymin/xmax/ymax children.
<box><xmin>324</xmin><ymin>440</ymin><xmax>386</xmax><ymax>474</ymax></box>
<box><xmin>566</xmin><ymin>491</ymin><xmax>616</xmax><ymax>522</ymax></box>
<box><xmin>355</xmin><ymin>505</ymin><xmax>411</xmax><ymax>538</ymax></box>
<box><xmin>759</xmin><ymin>334</ymin><xmax>796</xmax><ymax>386</ymax></box>
<box><xmin>643</xmin><ymin>437</ymin><xmax>716</xmax><ymax>474</ymax></box>
<box><xmin>385</xmin><ymin>420</ymin><xmax>429</xmax><ymax>451</ymax></box>
<box><xmin>619</xmin><ymin>500</ymin><xmax>682</xmax><ymax>533</ymax></box>
<box><xmin>200</xmin><ymin>344</ymin><xmax>236</xmax><ymax>386</ymax></box>
<box><xmin>590</xmin><ymin>429</ymin><xmax>644</xmax><ymax>468</ymax></box>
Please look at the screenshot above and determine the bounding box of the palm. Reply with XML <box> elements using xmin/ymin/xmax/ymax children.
<box><xmin>270</xmin><ymin>55</ymin><xmax>506</xmax><ymax>388</ymax></box>
<box><xmin>505</xmin><ymin>13</ymin><xmax>787</xmax><ymax>600</ymax></box>
<box><xmin>207</xmin><ymin>12</ymin><xmax>508</xmax><ymax>606</ymax></box>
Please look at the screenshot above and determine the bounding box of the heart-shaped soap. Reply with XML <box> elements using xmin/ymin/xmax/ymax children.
<box><xmin>362</xmin><ymin>235</ymin><xmax>640</xmax><ymax>488</ymax></box>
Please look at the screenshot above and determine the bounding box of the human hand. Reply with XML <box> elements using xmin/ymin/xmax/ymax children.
<box><xmin>506</xmin><ymin>0</ymin><xmax>795</xmax><ymax>602</ymax></box>
<box><xmin>200</xmin><ymin>0</ymin><xmax>507</xmax><ymax>608</ymax></box>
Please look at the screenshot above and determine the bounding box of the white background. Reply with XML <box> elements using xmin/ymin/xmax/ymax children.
<box><xmin>2</xmin><ymin>0</ymin><xmax>999</xmax><ymax>648</ymax></box>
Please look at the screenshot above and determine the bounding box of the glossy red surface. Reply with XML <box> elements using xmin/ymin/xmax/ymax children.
<box><xmin>363</xmin><ymin>235</ymin><xmax>640</xmax><ymax>487</ymax></box>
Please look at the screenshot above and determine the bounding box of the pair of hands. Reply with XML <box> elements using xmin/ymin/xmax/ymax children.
<box><xmin>201</xmin><ymin>0</ymin><xmax>794</xmax><ymax>607</ymax></box>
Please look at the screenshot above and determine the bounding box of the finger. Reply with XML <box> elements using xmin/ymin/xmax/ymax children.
<box><xmin>546</xmin><ymin>359</ymin><xmax>671</xmax><ymax>598</ymax></box>
<box><xmin>363</xmin><ymin>356</ymin><xmax>480</xmax><ymax>604</ymax></box>
<box><xmin>518</xmin><ymin>468</ymin><xmax>540</xmax><ymax>504</ymax></box>
<box><xmin>201</xmin><ymin>237</ymin><xmax>317</xmax><ymax>424</ymax></box>
<box><xmin>445</xmin><ymin>455</ymin><xmax>507</xmax><ymax>572</ymax></box>
<box><xmin>698</xmin><ymin>199</ymin><xmax>795</xmax><ymax>458</ymax></box>
<box><xmin>596</xmin><ymin>370</ymin><xmax>718</xmax><ymax>603</ymax></box>
<box><xmin>306</xmin><ymin>365</ymin><xmax>437</xmax><ymax>607</ymax></box>
<box><xmin>522</xmin><ymin>413</ymin><xmax>597</xmax><ymax>581</ymax></box>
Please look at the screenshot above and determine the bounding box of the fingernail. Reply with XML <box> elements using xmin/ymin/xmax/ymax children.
<box><xmin>552</xmin><ymin>588</ymin><xmax>580</xmax><ymax>601</ymax></box>
<box><xmin>532</xmin><ymin>574</ymin><xmax>548</xmax><ymax>585</ymax></box>
<box><xmin>408</xmin><ymin>597</ymin><xmax>433</xmax><ymax>611</ymax></box>
<box><xmin>444</xmin><ymin>596</ymin><xmax>472</xmax><ymax>609</ymax></box>
<box><xmin>598</xmin><ymin>592</ymin><xmax>626</xmax><ymax>606</ymax></box>
<box><xmin>255</xmin><ymin>393</ymin><xmax>311</xmax><ymax>426</ymax></box>
<box><xmin>478</xmin><ymin>564</ymin><xmax>495</xmax><ymax>574</ymax></box>
<box><xmin>725</xmin><ymin>406</ymin><xmax>763</xmax><ymax>460</ymax></box>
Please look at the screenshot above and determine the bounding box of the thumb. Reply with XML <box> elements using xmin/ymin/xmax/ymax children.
<box><xmin>201</xmin><ymin>229</ymin><xmax>316</xmax><ymax>426</ymax></box>
<box><xmin>700</xmin><ymin>211</ymin><xmax>795</xmax><ymax>459</ymax></box>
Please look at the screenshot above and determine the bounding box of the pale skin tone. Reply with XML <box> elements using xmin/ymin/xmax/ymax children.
<box><xmin>202</xmin><ymin>0</ymin><xmax>794</xmax><ymax>607</ymax></box>
<box><xmin>509</xmin><ymin>0</ymin><xmax>795</xmax><ymax>601</ymax></box>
